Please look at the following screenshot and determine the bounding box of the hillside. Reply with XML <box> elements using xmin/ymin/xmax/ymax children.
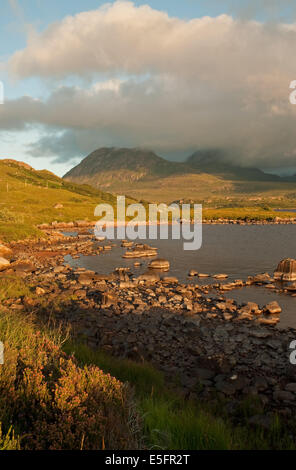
<box><xmin>187</xmin><ymin>150</ymin><xmax>281</xmax><ymax>182</ymax></box>
<box><xmin>0</xmin><ymin>159</ymin><xmax>119</xmax><ymax>241</ymax></box>
<box><xmin>64</xmin><ymin>147</ymin><xmax>296</xmax><ymax>208</ymax></box>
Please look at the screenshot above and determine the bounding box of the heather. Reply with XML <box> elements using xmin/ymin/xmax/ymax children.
<box><xmin>0</xmin><ymin>310</ymin><xmax>140</xmax><ymax>450</ymax></box>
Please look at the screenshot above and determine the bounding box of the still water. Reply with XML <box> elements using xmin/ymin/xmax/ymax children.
<box><xmin>65</xmin><ymin>224</ymin><xmax>296</xmax><ymax>328</ymax></box>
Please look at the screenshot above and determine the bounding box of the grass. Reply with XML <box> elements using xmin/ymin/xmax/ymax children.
<box><xmin>70</xmin><ymin>169</ymin><xmax>296</xmax><ymax>209</ymax></box>
<box><xmin>0</xmin><ymin>159</ymin><xmax>124</xmax><ymax>242</ymax></box>
<box><xmin>0</xmin><ymin>275</ymin><xmax>33</xmax><ymax>301</ymax></box>
<box><xmin>63</xmin><ymin>341</ymin><xmax>296</xmax><ymax>450</ymax></box>
<box><xmin>201</xmin><ymin>206</ymin><xmax>296</xmax><ymax>221</ymax></box>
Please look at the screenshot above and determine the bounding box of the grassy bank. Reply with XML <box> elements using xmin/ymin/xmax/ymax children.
<box><xmin>0</xmin><ymin>160</ymin><xmax>120</xmax><ymax>242</ymax></box>
<box><xmin>202</xmin><ymin>206</ymin><xmax>296</xmax><ymax>221</ymax></box>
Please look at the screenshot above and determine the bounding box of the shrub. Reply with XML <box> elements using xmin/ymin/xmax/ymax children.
<box><xmin>0</xmin><ymin>312</ymin><xmax>140</xmax><ymax>450</ymax></box>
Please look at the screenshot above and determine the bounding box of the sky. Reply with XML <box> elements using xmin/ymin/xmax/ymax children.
<box><xmin>1</xmin><ymin>0</ymin><xmax>296</xmax><ymax>176</ymax></box>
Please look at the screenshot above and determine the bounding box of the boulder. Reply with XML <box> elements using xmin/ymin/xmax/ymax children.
<box><xmin>274</xmin><ymin>258</ymin><xmax>296</xmax><ymax>281</ymax></box>
<box><xmin>137</xmin><ymin>272</ymin><xmax>160</xmax><ymax>284</ymax></box>
<box><xmin>0</xmin><ymin>257</ymin><xmax>10</xmax><ymax>271</ymax></box>
<box><xmin>257</xmin><ymin>316</ymin><xmax>280</xmax><ymax>325</ymax></box>
<box><xmin>249</xmin><ymin>273</ymin><xmax>272</xmax><ymax>284</ymax></box>
<box><xmin>264</xmin><ymin>301</ymin><xmax>282</xmax><ymax>315</ymax></box>
<box><xmin>35</xmin><ymin>287</ymin><xmax>46</xmax><ymax>295</ymax></box>
<box><xmin>0</xmin><ymin>244</ymin><xmax>13</xmax><ymax>259</ymax></box>
<box><xmin>162</xmin><ymin>276</ymin><xmax>178</xmax><ymax>284</ymax></box>
<box><xmin>123</xmin><ymin>249</ymin><xmax>156</xmax><ymax>259</ymax></box>
<box><xmin>10</xmin><ymin>260</ymin><xmax>36</xmax><ymax>273</ymax></box>
<box><xmin>238</xmin><ymin>302</ymin><xmax>261</xmax><ymax>315</ymax></box>
<box><xmin>287</xmin><ymin>282</ymin><xmax>296</xmax><ymax>292</ymax></box>
<box><xmin>188</xmin><ymin>269</ymin><xmax>198</xmax><ymax>277</ymax></box>
<box><xmin>148</xmin><ymin>259</ymin><xmax>170</xmax><ymax>271</ymax></box>
<box><xmin>0</xmin><ymin>243</ymin><xmax>13</xmax><ymax>259</ymax></box>
<box><xmin>99</xmin><ymin>292</ymin><xmax>118</xmax><ymax>307</ymax></box>
<box><xmin>78</xmin><ymin>273</ymin><xmax>93</xmax><ymax>286</ymax></box>
<box><xmin>121</xmin><ymin>241</ymin><xmax>133</xmax><ymax>248</ymax></box>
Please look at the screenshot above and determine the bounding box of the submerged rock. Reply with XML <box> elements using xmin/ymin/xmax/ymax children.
<box><xmin>249</xmin><ymin>273</ymin><xmax>272</xmax><ymax>284</ymax></box>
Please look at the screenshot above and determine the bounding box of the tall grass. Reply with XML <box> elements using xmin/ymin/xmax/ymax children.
<box><xmin>0</xmin><ymin>276</ymin><xmax>32</xmax><ymax>302</ymax></box>
<box><xmin>64</xmin><ymin>342</ymin><xmax>236</xmax><ymax>450</ymax></box>
<box><xmin>65</xmin><ymin>341</ymin><xmax>296</xmax><ymax>450</ymax></box>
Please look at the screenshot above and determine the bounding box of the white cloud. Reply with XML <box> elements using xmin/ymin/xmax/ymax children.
<box><xmin>9</xmin><ymin>1</ymin><xmax>296</xmax><ymax>83</ymax></box>
<box><xmin>3</xmin><ymin>1</ymin><xmax>296</xmax><ymax>169</ymax></box>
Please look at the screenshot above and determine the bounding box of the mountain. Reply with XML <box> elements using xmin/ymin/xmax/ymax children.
<box><xmin>63</xmin><ymin>147</ymin><xmax>296</xmax><ymax>205</ymax></box>
<box><xmin>65</xmin><ymin>147</ymin><xmax>281</xmax><ymax>185</ymax></box>
<box><xmin>64</xmin><ymin>147</ymin><xmax>189</xmax><ymax>185</ymax></box>
<box><xmin>186</xmin><ymin>150</ymin><xmax>281</xmax><ymax>182</ymax></box>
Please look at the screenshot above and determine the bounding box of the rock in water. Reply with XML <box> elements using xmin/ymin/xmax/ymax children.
<box><xmin>0</xmin><ymin>257</ymin><xmax>10</xmax><ymax>271</ymax></box>
<box><xmin>274</xmin><ymin>258</ymin><xmax>296</xmax><ymax>281</ymax></box>
<box><xmin>265</xmin><ymin>301</ymin><xmax>282</xmax><ymax>315</ymax></box>
<box><xmin>249</xmin><ymin>273</ymin><xmax>272</xmax><ymax>284</ymax></box>
<box><xmin>148</xmin><ymin>259</ymin><xmax>170</xmax><ymax>270</ymax></box>
<box><xmin>213</xmin><ymin>273</ymin><xmax>228</xmax><ymax>279</ymax></box>
<box><xmin>188</xmin><ymin>269</ymin><xmax>198</xmax><ymax>277</ymax></box>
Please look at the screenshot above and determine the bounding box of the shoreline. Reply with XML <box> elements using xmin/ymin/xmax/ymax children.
<box><xmin>1</xmin><ymin>231</ymin><xmax>296</xmax><ymax>421</ymax></box>
<box><xmin>37</xmin><ymin>216</ymin><xmax>296</xmax><ymax>231</ymax></box>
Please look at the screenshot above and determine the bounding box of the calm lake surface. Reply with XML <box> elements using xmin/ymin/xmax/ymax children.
<box><xmin>65</xmin><ymin>225</ymin><xmax>296</xmax><ymax>329</ymax></box>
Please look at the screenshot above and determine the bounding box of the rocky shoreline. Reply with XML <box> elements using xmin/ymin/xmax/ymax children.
<box><xmin>37</xmin><ymin>215</ymin><xmax>296</xmax><ymax>232</ymax></box>
<box><xmin>1</xmin><ymin>231</ymin><xmax>296</xmax><ymax>429</ymax></box>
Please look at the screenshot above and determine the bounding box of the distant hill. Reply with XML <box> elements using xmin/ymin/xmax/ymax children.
<box><xmin>63</xmin><ymin>147</ymin><xmax>296</xmax><ymax>208</ymax></box>
<box><xmin>186</xmin><ymin>150</ymin><xmax>281</xmax><ymax>182</ymax></box>
<box><xmin>65</xmin><ymin>147</ymin><xmax>283</xmax><ymax>186</ymax></box>
<box><xmin>0</xmin><ymin>158</ymin><xmax>119</xmax><ymax>241</ymax></box>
